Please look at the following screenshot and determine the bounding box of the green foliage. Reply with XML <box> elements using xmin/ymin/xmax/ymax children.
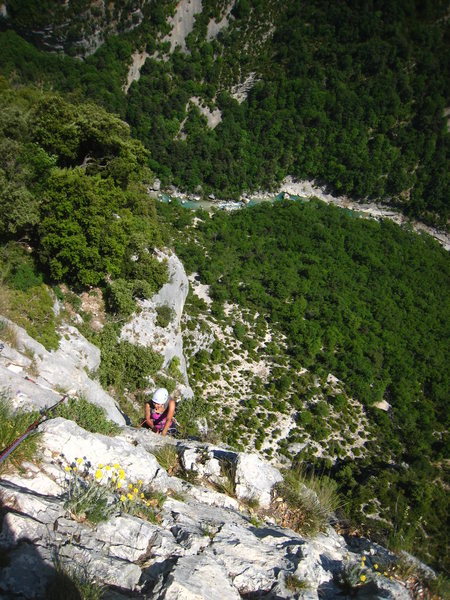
<box><xmin>334</xmin><ymin>561</ymin><xmax>376</xmax><ymax>596</ymax></box>
<box><xmin>64</xmin><ymin>470</ymin><xmax>116</xmax><ymax>525</ymax></box>
<box><xmin>0</xmin><ymin>243</ymin><xmax>42</xmax><ymax>291</ymax></box>
<box><xmin>0</xmin><ymin>320</ymin><xmax>18</xmax><ymax>349</ymax></box>
<box><xmin>175</xmin><ymin>394</ymin><xmax>216</xmax><ymax>440</ymax></box>
<box><xmin>0</xmin><ymin>85</ymin><xmax>167</xmax><ymax>294</ymax></box>
<box><xmin>97</xmin><ymin>325</ymin><xmax>164</xmax><ymax>393</ymax></box>
<box><xmin>52</xmin><ymin>397</ymin><xmax>121</xmax><ymax>436</ymax></box>
<box><xmin>104</xmin><ymin>279</ymin><xmax>136</xmax><ymax>318</ymax></box>
<box><xmin>38</xmin><ymin>167</ymin><xmax>129</xmax><ymax>286</ymax></box>
<box><xmin>285</xmin><ymin>574</ymin><xmax>309</xmax><ymax>592</ymax></box>
<box><xmin>153</xmin><ymin>373</ymin><xmax>177</xmax><ymax>394</ymax></box>
<box><xmin>0</xmin><ymin>281</ymin><xmax>60</xmax><ymax>350</ymax></box>
<box><xmin>2</xmin><ymin>1</ymin><xmax>448</xmax><ymax>223</ymax></box>
<box><xmin>156</xmin><ymin>304</ymin><xmax>175</xmax><ymax>328</ymax></box>
<box><xmin>277</xmin><ymin>465</ymin><xmax>341</xmax><ymax>536</ymax></box>
<box><xmin>0</xmin><ymin>394</ymin><xmax>40</xmax><ymax>473</ymax></box>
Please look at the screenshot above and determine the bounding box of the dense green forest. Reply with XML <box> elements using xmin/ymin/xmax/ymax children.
<box><xmin>159</xmin><ymin>198</ymin><xmax>449</xmax><ymax>572</ymax></box>
<box><xmin>0</xmin><ymin>0</ymin><xmax>449</xmax><ymax>225</ymax></box>
<box><xmin>0</xmin><ymin>83</ymin><xmax>169</xmax><ymax>391</ymax></box>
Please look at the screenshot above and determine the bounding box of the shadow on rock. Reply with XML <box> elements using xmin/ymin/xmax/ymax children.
<box><xmin>0</xmin><ymin>494</ymin><xmax>81</xmax><ymax>599</ymax></box>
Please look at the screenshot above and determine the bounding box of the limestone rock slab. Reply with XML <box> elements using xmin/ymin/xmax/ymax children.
<box><xmin>234</xmin><ymin>452</ymin><xmax>283</xmax><ymax>508</ymax></box>
<box><xmin>152</xmin><ymin>554</ymin><xmax>241</xmax><ymax>600</ymax></box>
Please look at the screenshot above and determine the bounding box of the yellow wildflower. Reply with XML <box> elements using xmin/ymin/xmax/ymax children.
<box><xmin>361</xmin><ymin>562</ymin><xmax>365</xmax><ymax>568</ymax></box>
<box><xmin>361</xmin><ymin>556</ymin><xmax>366</xmax><ymax>562</ymax></box>
<box><xmin>384</xmin><ymin>572</ymin><xmax>388</xmax><ymax>577</ymax></box>
<box><xmin>64</xmin><ymin>465</ymin><xmax>71</xmax><ymax>472</ymax></box>
<box><xmin>118</xmin><ymin>469</ymin><xmax>125</xmax><ymax>480</ymax></box>
<box><xmin>127</xmin><ymin>493</ymin><xmax>134</xmax><ymax>501</ymax></box>
<box><xmin>138</xmin><ymin>479</ymin><xmax>143</xmax><ymax>486</ymax></box>
<box><xmin>95</xmin><ymin>470</ymin><xmax>103</xmax><ymax>480</ymax></box>
<box><xmin>128</xmin><ymin>483</ymin><xmax>133</xmax><ymax>490</ymax></box>
<box><xmin>105</xmin><ymin>465</ymin><xmax>111</xmax><ymax>471</ymax></box>
<box><xmin>374</xmin><ymin>564</ymin><xmax>378</xmax><ymax>570</ymax></box>
<box><xmin>98</xmin><ymin>463</ymin><xmax>104</xmax><ymax>468</ymax></box>
<box><xmin>146</xmin><ymin>501</ymin><xmax>150</xmax><ymax>507</ymax></box>
<box><xmin>120</xmin><ymin>495</ymin><xmax>126</xmax><ymax>502</ymax></box>
<box><xmin>360</xmin><ymin>575</ymin><xmax>366</xmax><ymax>583</ymax></box>
<box><xmin>117</xmin><ymin>482</ymin><xmax>122</xmax><ymax>489</ymax></box>
<box><xmin>72</xmin><ymin>467</ymin><xmax>77</xmax><ymax>472</ymax></box>
<box><xmin>141</xmin><ymin>493</ymin><xmax>145</xmax><ymax>499</ymax></box>
<box><xmin>76</xmin><ymin>458</ymin><xmax>83</xmax><ymax>464</ymax></box>
<box><xmin>114</xmin><ymin>463</ymin><xmax>120</xmax><ymax>469</ymax></box>
<box><xmin>134</xmin><ymin>488</ymin><xmax>139</xmax><ymax>494</ymax></box>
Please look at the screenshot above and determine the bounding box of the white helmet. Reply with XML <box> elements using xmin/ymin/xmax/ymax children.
<box><xmin>152</xmin><ymin>387</ymin><xmax>169</xmax><ymax>406</ymax></box>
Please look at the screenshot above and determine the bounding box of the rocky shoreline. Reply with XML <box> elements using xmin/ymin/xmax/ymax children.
<box><xmin>155</xmin><ymin>176</ymin><xmax>450</xmax><ymax>251</ymax></box>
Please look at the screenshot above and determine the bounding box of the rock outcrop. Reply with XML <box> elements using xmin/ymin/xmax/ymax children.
<box><xmin>0</xmin><ymin>418</ymin><xmax>412</xmax><ymax>599</ymax></box>
<box><xmin>120</xmin><ymin>250</ymin><xmax>193</xmax><ymax>399</ymax></box>
<box><xmin>0</xmin><ymin>316</ymin><xmax>125</xmax><ymax>425</ymax></box>
<box><xmin>1</xmin><ymin>0</ymin><xmax>151</xmax><ymax>57</ymax></box>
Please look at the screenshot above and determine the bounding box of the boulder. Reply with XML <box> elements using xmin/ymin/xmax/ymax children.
<box><xmin>234</xmin><ymin>452</ymin><xmax>283</xmax><ymax>508</ymax></box>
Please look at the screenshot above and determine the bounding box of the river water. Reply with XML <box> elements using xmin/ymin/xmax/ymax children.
<box><xmin>156</xmin><ymin>187</ymin><xmax>449</xmax><ymax>251</ymax></box>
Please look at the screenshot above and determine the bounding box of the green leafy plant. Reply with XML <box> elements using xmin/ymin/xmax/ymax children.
<box><xmin>285</xmin><ymin>574</ymin><xmax>309</xmax><ymax>592</ymax></box>
<box><xmin>52</xmin><ymin>396</ymin><xmax>121</xmax><ymax>436</ymax></box>
<box><xmin>64</xmin><ymin>467</ymin><xmax>116</xmax><ymax>525</ymax></box>
<box><xmin>0</xmin><ymin>282</ymin><xmax>60</xmax><ymax>350</ymax></box>
<box><xmin>334</xmin><ymin>561</ymin><xmax>376</xmax><ymax>595</ymax></box>
<box><xmin>98</xmin><ymin>325</ymin><xmax>164</xmax><ymax>393</ymax></box>
<box><xmin>156</xmin><ymin>304</ymin><xmax>175</xmax><ymax>328</ymax></box>
<box><xmin>119</xmin><ymin>483</ymin><xmax>166</xmax><ymax>524</ymax></box>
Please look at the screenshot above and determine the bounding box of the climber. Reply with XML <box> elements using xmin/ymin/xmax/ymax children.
<box><xmin>143</xmin><ymin>387</ymin><xmax>177</xmax><ymax>436</ymax></box>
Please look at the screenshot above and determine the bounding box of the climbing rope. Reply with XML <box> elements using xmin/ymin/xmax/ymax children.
<box><xmin>0</xmin><ymin>394</ymin><xmax>68</xmax><ymax>467</ymax></box>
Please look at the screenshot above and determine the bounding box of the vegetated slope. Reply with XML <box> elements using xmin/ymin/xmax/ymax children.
<box><xmin>0</xmin><ymin>82</ymin><xmax>169</xmax><ymax>388</ymax></box>
<box><xmin>0</xmin><ymin>0</ymin><xmax>449</xmax><ymax>225</ymax></box>
<box><xmin>159</xmin><ymin>199</ymin><xmax>450</xmax><ymax>573</ymax></box>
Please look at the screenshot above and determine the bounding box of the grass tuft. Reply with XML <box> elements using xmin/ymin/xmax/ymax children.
<box><xmin>0</xmin><ymin>393</ymin><xmax>40</xmax><ymax>474</ymax></box>
<box><xmin>153</xmin><ymin>444</ymin><xmax>180</xmax><ymax>475</ymax></box>
<box><xmin>211</xmin><ymin>460</ymin><xmax>235</xmax><ymax>497</ymax></box>
<box><xmin>274</xmin><ymin>465</ymin><xmax>341</xmax><ymax>536</ymax></box>
<box><xmin>52</xmin><ymin>396</ymin><xmax>121</xmax><ymax>436</ymax></box>
<box><xmin>46</xmin><ymin>555</ymin><xmax>105</xmax><ymax>600</ymax></box>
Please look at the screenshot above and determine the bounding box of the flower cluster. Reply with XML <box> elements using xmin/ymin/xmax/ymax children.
<box><xmin>59</xmin><ymin>456</ymin><xmax>163</xmax><ymax>524</ymax></box>
<box><xmin>359</xmin><ymin>554</ymin><xmax>393</xmax><ymax>582</ymax></box>
<box><xmin>335</xmin><ymin>552</ymin><xmax>395</xmax><ymax>594</ymax></box>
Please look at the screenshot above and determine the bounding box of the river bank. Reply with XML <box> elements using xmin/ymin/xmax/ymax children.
<box><xmin>279</xmin><ymin>177</ymin><xmax>450</xmax><ymax>251</ymax></box>
<box><xmin>154</xmin><ymin>177</ymin><xmax>450</xmax><ymax>251</ymax></box>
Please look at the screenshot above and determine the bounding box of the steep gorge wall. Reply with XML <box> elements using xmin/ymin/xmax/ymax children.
<box><xmin>0</xmin><ymin>0</ymin><xmax>151</xmax><ymax>57</ymax></box>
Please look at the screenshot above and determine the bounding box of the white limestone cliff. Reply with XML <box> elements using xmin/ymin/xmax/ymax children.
<box><xmin>120</xmin><ymin>249</ymin><xmax>194</xmax><ymax>399</ymax></box>
<box><xmin>0</xmin><ymin>317</ymin><xmax>125</xmax><ymax>425</ymax></box>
